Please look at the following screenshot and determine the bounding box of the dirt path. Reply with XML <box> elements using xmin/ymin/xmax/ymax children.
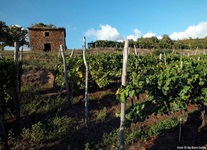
<box><xmin>21</xmin><ymin>69</ymin><xmax>54</xmax><ymax>88</ymax></box>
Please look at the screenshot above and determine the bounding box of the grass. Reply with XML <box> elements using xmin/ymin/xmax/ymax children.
<box><xmin>96</xmin><ymin>107</ymin><xmax>107</xmax><ymax>121</ymax></box>
<box><xmin>92</xmin><ymin>116</ymin><xmax>180</xmax><ymax>149</ymax></box>
<box><xmin>21</xmin><ymin>115</ymin><xmax>73</xmax><ymax>144</ymax></box>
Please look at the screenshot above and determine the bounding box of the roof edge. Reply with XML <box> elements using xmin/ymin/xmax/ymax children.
<box><xmin>28</xmin><ymin>27</ymin><xmax>66</xmax><ymax>30</ymax></box>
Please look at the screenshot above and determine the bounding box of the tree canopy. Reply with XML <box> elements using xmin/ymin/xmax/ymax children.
<box><xmin>31</xmin><ymin>22</ymin><xmax>56</xmax><ymax>28</ymax></box>
<box><xmin>0</xmin><ymin>20</ymin><xmax>28</xmax><ymax>49</ymax></box>
<box><xmin>0</xmin><ymin>21</ymin><xmax>9</xmax><ymax>42</ymax></box>
<box><xmin>88</xmin><ymin>35</ymin><xmax>207</xmax><ymax>50</ymax></box>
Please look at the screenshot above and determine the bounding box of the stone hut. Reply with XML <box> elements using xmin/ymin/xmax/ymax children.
<box><xmin>28</xmin><ymin>27</ymin><xmax>66</xmax><ymax>52</ymax></box>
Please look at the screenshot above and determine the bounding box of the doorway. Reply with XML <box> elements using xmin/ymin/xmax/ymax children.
<box><xmin>44</xmin><ymin>43</ymin><xmax>51</xmax><ymax>52</ymax></box>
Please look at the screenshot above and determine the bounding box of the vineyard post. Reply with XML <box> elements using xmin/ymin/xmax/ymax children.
<box><xmin>172</xmin><ymin>48</ymin><xmax>175</xmax><ymax>54</ymax></box>
<box><xmin>134</xmin><ymin>45</ymin><xmax>138</xmax><ymax>69</ymax></box>
<box><xmin>179</xmin><ymin>54</ymin><xmax>184</xmax><ymax>142</ymax></box>
<box><xmin>180</xmin><ymin>55</ymin><xmax>183</xmax><ymax>68</ymax></box>
<box><xmin>164</xmin><ymin>52</ymin><xmax>166</xmax><ymax>65</ymax></box>
<box><xmin>60</xmin><ymin>45</ymin><xmax>72</xmax><ymax>107</ymax></box>
<box><xmin>159</xmin><ymin>53</ymin><xmax>162</xmax><ymax>61</ymax></box>
<box><xmin>120</xmin><ymin>39</ymin><xmax>129</xmax><ymax>150</ymax></box>
<box><xmin>134</xmin><ymin>45</ymin><xmax>138</xmax><ymax>56</ymax></box>
<box><xmin>19</xmin><ymin>46</ymin><xmax>23</xmax><ymax>61</ymax></box>
<box><xmin>19</xmin><ymin>46</ymin><xmax>23</xmax><ymax>103</ymax></box>
<box><xmin>83</xmin><ymin>36</ymin><xmax>89</xmax><ymax>126</ymax></box>
<box><xmin>70</xmin><ymin>48</ymin><xmax>74</xmax><ymax>58</ymax></box>
<box><xmin>14</xmin><ymin>42</ymin><xmax>20</xmax><ymax>124</ymax></box>
<box><xmin>0</xmin><ymin>51</ymin><xmax>4</xmax><ymax>60</ymax></box>
<box><xmin>14</xmin><ymin>42</ymin><xmax>18</xmax><ymax>61</ymax></box>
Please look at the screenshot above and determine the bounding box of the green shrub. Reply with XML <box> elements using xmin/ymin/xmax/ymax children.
<box><xmin>22</xmin><ymin>116</ymin><xmax>73</xmax><ymax>143</ymax></box>
<box><xmin>22</xmin><ymin>121</ymin><xmax>47</xmax><ymax>143</ymax></box>
<box><xmin>49</xmin><ymin>115</ymin><xmax>73</xmax><ymax>139</ymax></box>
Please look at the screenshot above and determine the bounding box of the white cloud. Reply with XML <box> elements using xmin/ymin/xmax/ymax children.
<box><xmin>170</xmin><ymin>22</ymin><xmax>207</xmax><ymax>40</ymax></box>
<box><xmin>157</xmin><ymin>36</ymin><xmax>162</xmax><ymax>40</ymax></box>
<box><xmin>127</xmin><ymin>28</ymin><xmax>141</xmax><ymax>41</ymax></box>
<box><xmin>84</xmin><ymin>21</ymin><xmax>207</xmax><ymax>43</ymax></box>
<box><xmin>85</xmin><ymin>24</ymin><xmax>122</xmax><ymax>41</ymax></box>
<box><xmin>143</xmin><ymin>32</ymin><xmax>156</xmax><ymax>38</ymax></box>
<box><xmin>12</xmin><ymin>24</ymin><xmax>21</xmax><ymax>28</ymax></box>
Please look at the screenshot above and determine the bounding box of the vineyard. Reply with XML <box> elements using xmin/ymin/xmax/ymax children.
<box><xmin>0</xmin><ymin>48</ymin><xmax>207</xmax><ymax>149</ymax></box>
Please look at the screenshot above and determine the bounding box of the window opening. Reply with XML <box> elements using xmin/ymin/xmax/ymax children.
<box><xmin>45</xmin><ymin>32</ymin><xmax>49</xmax><ymax>37</ymax></box>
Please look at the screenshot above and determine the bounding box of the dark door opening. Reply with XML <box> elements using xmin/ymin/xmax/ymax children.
<box><xmin>44</xmin><ymin>43</ymin><xmax>51</xmax><ymax>52</ymax></box>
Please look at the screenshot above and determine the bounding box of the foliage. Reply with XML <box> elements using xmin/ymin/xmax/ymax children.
<box><xmin>22</xmin><ymin>115</ymin><xmax>73</xmax><ymax>143</ymax></box>
<box><xmin>55</xmin><ymin>53</ymin><xmax>122</xmax><ymax>94</ymax></box>
<box><xmin>22</xmin><ymin>121</ymin><xmax>46</xmax><ymax>143</ymax></box>
<box><xmin>1</xmin><ymin>50</ymin><xmax>207</xmax><ymax>149</ymax></box>
<box><xmin>153</xmin><ymin>49</ymin><xmax>173</xmax><ymax>55</ymax></box>
<box><xmin>89</xmin><ymin>40</ymin><xmax>124</xmax><ymax>48</ymax></box>
<box><xmin>0</xmin><ymin>21</ymin><xmax>9</xmax><ymax>42</ymax></box>
<box><xmin>159</xmin><ymin>34</ymin><xmax>173</xmax><ymax>49</ymax></box>
<box><xmin>6</xmin><ymin>25</ymin><xmax>28</xmax><ymax>47</ymax></box>
<box><xmin>125</xmin><ymin>117</ymin><xmax>179</xmax><ymax>145</ymax></box>
<box><xmin>0</xmin><ymin>59</ymin><xmax>17</xmax><ymax>119</ymax></box>
<box><xmin>31</xmin><ymin>22</ymin><xmax>56</xmax><ymax>28</ymax></box>
<box><xmin>88</xmin><ymin>36</ymin><xmax>207</xmax><ymax>50</ymax></box>
<box><xmin>0</xmin><ymin>20</ymin><xmax>28</xmax><ymax>48</ymax></box>
<box><xmin>97</xmin><ymin>107</ymin><xmax>107</xmax><ymax>121</ymax></box>
<box><xmin>117</xmin><ymin>53</ymin><xmax>207</xmax><ymax>125</ymax></box>
<box><xmin>0</xmin><ymin>21</ymin><xmax>9</xmax><ymax>50</ymax></box>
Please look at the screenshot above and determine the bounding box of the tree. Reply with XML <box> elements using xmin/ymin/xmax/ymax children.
<box><xmin>0</xmin><ymin>21</ymin><xmax>9</xmax><ymax>42</ymax></box>
<box><xmin>159</xmin><ymin>34</ymin><xmax>173</xmax><ymax>49</ymax></box>
<box><xmin>149</xmin><ymin>36</ymin><xmax>159</xmax><ymax>49</ymax></box>
<box><xmin>0</xmin><ymin>21</ymin><xmax>9</xmax><ymax>50</ymax></box>
<box><xmin>6</xmin><ymin>25</ymin><xmax>28</xmax><ymax>47</ymax></box>
<box><xmin>137</xmin><ymin>37</ymin><xmax>150</xmax><ymax>49</ymax></box>
<box><xmin>0</xmin><ymin>21</ymin><xmax>28</xmax><ymax>48</ymax></box>
<box><xmin>128</xmin><ymin>39</ymin><xmax>135</xmax><ymax>48</ymax></box>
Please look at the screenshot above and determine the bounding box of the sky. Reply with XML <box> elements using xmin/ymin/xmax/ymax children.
<box><xmin>1</xmin><ymin>0</ymin><xmax>207</xmax><ymax>49</ymax></box>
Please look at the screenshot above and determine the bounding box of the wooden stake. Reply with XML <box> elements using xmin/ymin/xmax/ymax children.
<box><xmin>60</xmin><ymin>45</ymin><xmax>71</xmax><ymax>107</ymax></box>
<box><xmin>180</xmin><ymin>55</ymin><xmax>183</xmax><ymax>68</ymax></box>
<box><xmin>14</xmin><ymin>42</ymin><xmax>18</xmax><ymax>62</ymax></box>
<box><xmin>0</xmin><ymin>51</ymin><xmax>4</xmax><ymax>60</ymax></box>
<box><xmin>70</xmin><ymin>48</ymin><xmax>74</xmax><ymax>58</ymax></box>
<box><xmin>134</xmin><ymin>45</ymin><xmax>138</xmax><ymax>56</ymax></box>
<box><xmin>172</xmin><ymin>48</ymin><xmax>175</xmax><ymax>54</ymax></box>
<box><xmin>14</xmin><ymin>42</ymin><xmax>20</xmax><ymax>124</ymax></box>
<box><xmin>19</xmin><ymin>46</ymin><xmax>23</xmax><ymax>61</ymax></box>
<box><xmin>159</xmin><ymin>53</ymin><xmax>162</xmax><ymax>61</ymax></box>
<box><xmin>134</xmin><ymin>45</ymin><xmax>138</xmax><ymax>69</ymax></box>
<box><xmin>120</xmin><ymin>39</ymin><xmax>129</xmax><ymax>150</ymax></box>
<box><xmin>164</xmin><ymin>52</ymin><xmax>166</xmax><ymax>65</ymax></box>
<box><xmin>83</xmin><ymin>37</ymin><xmax>89</xmax><ymax>126</ymax></box>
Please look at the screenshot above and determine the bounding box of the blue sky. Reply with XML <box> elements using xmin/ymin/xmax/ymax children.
<box><xmin>1</xmin><ymin>0</ymin><xmax>207</xmax><ymax>49</ymax></box>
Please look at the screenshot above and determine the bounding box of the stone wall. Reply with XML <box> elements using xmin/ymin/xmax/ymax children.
<box><xmin>29</xmin><ymin>27</ymin><xmax>66</xmax><ymax>52</ymax></box>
